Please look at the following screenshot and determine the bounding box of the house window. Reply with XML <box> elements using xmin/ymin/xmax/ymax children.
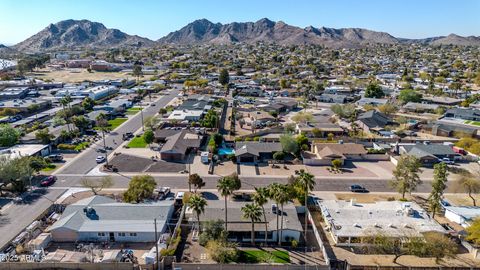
<box><xmin>118</xmin><ymin>232</ymin><xmax>126</xmax><ymax>237</ymax></box>
<box><xmin>98</xmin><ymin>232</ymin><xmax>105</xmax><ymax>237</ymax></box>
<box><xmin>130</xmin><ymin>233</ymin><xmax>137</xmax><ymax>237</ymax></box>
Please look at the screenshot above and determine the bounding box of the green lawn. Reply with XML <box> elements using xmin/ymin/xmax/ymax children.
<box><xmin>465</xmin><ymin>120</ymin><xmax>480</xmax><ymax>126</ymax></box>
<box><xmin>126</xmin><ymin>107</ymin><xmax>142</xmax><ymax>115</ymax></box>
<box><xmin>74</xmin><ymin>141</ymin><xmax>90</xmax><ymax>151</ymax></box>
<box><xmin>127</xmin><ymin>135</ymin><xmax>147</xmax><ymax>148</ymax></box>
<box><xmin>94</xmin><ymin>117</ymin><xmax>128</xmax><ymax>131</ymax></box>
<box><xmin>41</xmin><ymin>164</ymin><xmax>57</xmax><ymax>172</ymax></box>
<box><xmin>238</xmin><ymin>250</ymin><xmax>290</xmax><ymax>264</ymax></box>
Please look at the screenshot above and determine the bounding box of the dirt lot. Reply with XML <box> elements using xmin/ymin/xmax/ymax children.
<box><xmin>334</xmin><ymin>193</ymin><xmax>403</xmax><ymax>203</ymax></box>
<box><xmin>444</xmin><ymin>194</ymin><xmax>480</xmax><ymax>207</ymax></box>
<box><xmin>30</xmin><ymin>68</ymin><xmax>153</xmax><ymax>83</ymax></box>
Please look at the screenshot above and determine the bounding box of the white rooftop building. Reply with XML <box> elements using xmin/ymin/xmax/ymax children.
<box><xmin>47</xmin><ymin>196</ymin><xmax>175</xmax><ymax>243</ymax></box>
<box><xmin>444</xmin><ymin>206</ymin><xmax>480</xmax><ymax>228</ymax></box>
<box><xmin>319</xmin><ymin>200</ymin><xmax>446</xmax><ymax>246</ymax></box>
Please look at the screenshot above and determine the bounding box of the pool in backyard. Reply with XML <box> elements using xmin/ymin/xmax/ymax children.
<box><xmin>218</xmin><ymin>148</ymin><xmax>235</xmax><ymax>156</ymax></box>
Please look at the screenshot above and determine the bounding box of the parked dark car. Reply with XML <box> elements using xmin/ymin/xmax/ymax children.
<box><xmin>47</xmin><ymin>154</ymin><xmax>64</xmax><ymax>162</ymax></box>
<box><xmin>40</xmin><ymin>176</ymin><xmax>57</xmax><ymax>187</ymax></box>
<box><xmin>350</xmin><ymin>184</ymin><xmax>368</xmax><ymax>193</ymax></box>
<box><xmin>123</xmin><ymin>132</ymin><xmax>134</xmax><ymax>140</ymax></box>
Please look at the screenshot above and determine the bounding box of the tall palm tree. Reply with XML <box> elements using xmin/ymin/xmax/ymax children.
<box><xmin>252</xmin><ymin>187</ymin><xmax>270</xmax><ymax>245</ymax></box>
<box><xmin>241</xmin><ymin>203</ymin><xmax>262</xmax><ymax>246</ymax></box>
<box><xmin>60</xmin><ymin>95</ymin><xmax>72</xmax><ymax>133</ymax></box>
<box><xmin>275</xmin><ymin>184</ymin><xmax>291</xmax><ymax>246</ymax></box>
<box><xmin>217</xmin><ymin>176</ymin><xmax>236</xmax><ymax>232</ymax></box>
<box><xmin>268</xmin><ymin>183</ymin><xmax>283</xmax><ymax>245</ymax></box>
<box><xmin>296</xmin><ymin>170</ymin><xmax>316</xmax><ymax>249</ymax></box>
<box><xmin>188</xmin><ymin>194</ymin><xmax>207</xmax><ymax>231</ymax></box>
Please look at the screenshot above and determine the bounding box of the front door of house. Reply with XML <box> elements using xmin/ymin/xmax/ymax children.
<box><xmin>109</xmin><ymin>232</ymin><xmax>115</xmax><ymax>242</ymax></box>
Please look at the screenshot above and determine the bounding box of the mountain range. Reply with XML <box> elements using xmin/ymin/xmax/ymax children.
<box><xmin>5</xmin><ymin>18</ymin><xmax>480</xmax><ymax>53</ymax></box>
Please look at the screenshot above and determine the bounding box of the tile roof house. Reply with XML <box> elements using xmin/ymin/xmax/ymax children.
<box><xmin>188</xmin><ymin>199</ymin><xmax>302</xmax><ymax>243</ymax></box>
<box><xmin>234</xmin><ymin>142</ymin><xmax>282</xmax><ymax>163</ymax></box>
<box><xmin>47</xmin><ymin>196</ymin><xmax>174</xmax><ymax>243</ymax></box>
<box><xmin>304</xmin><ymin>143</ymin><xmax>367</xmax><ymax>165</ymax></box>
<box><xmin>319</xmin><ymin>200</ymin><xmax>446</xmax><ymax>247</ymax></box>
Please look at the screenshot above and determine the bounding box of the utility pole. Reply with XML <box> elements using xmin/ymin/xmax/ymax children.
<box><xmin>102</xmin><ymin>129</ymin><xmax>109</xmax><ymax>166</ymax></box>
<box><xmin>140</xmin><ymin>105</ymin><xmax>145</xmax><ymax>131</ymax></box>
<box><xmin>154</xmin><ymin>218</ymin><xmax>159</xmax><ymax>270</ymax></box>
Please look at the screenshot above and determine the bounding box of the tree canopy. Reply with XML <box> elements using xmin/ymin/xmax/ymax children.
<box><xmin>123</xmin><ymin>175</ymin><xmax>157</xmax><ymax>203</ymax></box>
<box><xmin>364</xmin><ymin>83</ymin><xmax>385</xmax><ymax>98</ymax></box>
<box><xmin>0</xmin><ymin>124</ymin><xmax>20</xmax><ymax>147</ymax></box>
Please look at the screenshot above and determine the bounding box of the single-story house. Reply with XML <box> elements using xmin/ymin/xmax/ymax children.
<box><xmin>234</xmin><ymin>142</ymin><xmax>283</xmax><ymax>163</ymax></box>
<box><xmin>304</xmin><ymin>143</ymin><xmax>367</xmax><ymax>165</ymax></box>
<box><xmin>317</xmin><ymin>94</ymin><xmax>346</xmax><ymax>104</ymax></box>
<box><xmin>444</xmin><ymin>108</ymin><xmax>480</xmax><ymax>122</ymax></box>
<box><xmin>429</xmin><ymin>121</ymin><xmax>479</xmax><ymax>138</ymax></box>
<box><xmin>189</xmin><ymin>199</ymin><xmax>302</xmax><ymax>243</ymax></box>
<box><xmin>423</xmin><ymin>96</ymin><xmax>462</xmax><ymax>106</ymax></box>
<box><xmin>295</xmin><ymin>122</ymin><xmax>344</xmax><ymax>138</ymax></box>
<box><xmin>356</xmin><ymin>98</ymin><xmax>388</xmax><ymax>106</ymax></box>
<box><xmin>403</xmin><ymin>102</ymin><xmax>439</xmax><ymax>113</ymax></box>
<box><xmin>47</xmin><ymin>196</ymin><xmax>174</xmax><ymax>243</ymax></box>
<box><xmin>399</xmin><ymin>144</ymin><xmax>461</xmax><ymax>165</ymax></box>
<box><xmin>356</xmin><ymin>110</ymin><xmax>396</xmax><ymax>134</ymax></box>
<box><xmin>0</xmin><ymin>144</ymin><xmax>51</xmax><ymax>159</ymax></box>
<box><xmin>319</xmin><ymin>200</ymin><xmax>446</xmax><ymax>247</ymax></box>
<box><xmin>444</xmin><ymin>206</ymin><xmax>480</xmax><ymax>228</ymax></box>
<box><xmin>93</xmin><ymin>99</ymin><xmax>132</xmax><ymax>115</ymax></box>
<box><xmin>159</xmin><ymin>130</ymin><xmax>204</xmax><ymax>162</ymax></box>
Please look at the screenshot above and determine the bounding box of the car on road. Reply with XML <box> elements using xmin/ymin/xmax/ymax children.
<box><xmin>350</xmin><ymin>184</ymin><xmax>369</xmax><ymax>193</ymax></box>
<box><xmin>95</xmin><ymin>156</ymin><xmax>106</xmax><ymax>163</ymax></box>
<box><xmin>47</xmin><ymin>154</ymin><xmax>64</xmax><ymax>162</ymax></box>
<box><xmin>122</xmin><ymin>132</ymin><xmax>134</xmax><ymax>140</ymax></box>
<box><xmin>40</xmin><ymin>176</ymin><xmax>57</xmax><ymax>187</ymax></box>
<box><xmin>96</xmin><ymin>148</ymin><xmax>106</xmax><ymax>153</ymax></box>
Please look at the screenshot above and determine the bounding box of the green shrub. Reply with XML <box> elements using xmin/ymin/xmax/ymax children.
<box><xmin>57</xmin><ymin>144</ymin><xmax>76</xmax><ymax>150</ymax></box>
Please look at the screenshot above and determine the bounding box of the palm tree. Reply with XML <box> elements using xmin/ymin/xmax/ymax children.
<box><xmin>217</xmin><ymin>176</ymin><xmax>237</xmax><ymax>232</ymax></box>
<box><xmin>276</xmin><ymin>184</ymin><xmax>291</xmax><ymax>246</ymax></box>
<box><xmin>241</xmin><ymin>203</ymin><xmax>262</xmax><ymax>246</ymax></box>
<box><xmin>268</xmin><ymin>183</ymin><xmax>281</xmax><ymax>244</ymax></box>
<box><xmin>188</xmin><ymin>194</ymin><xmax>207</xmax><ymax>231</ymax></box>
<box><xmin>296</xmin><ymin>170</ymin><xmax>316</xmax><ymax>249</ymax></box>
<box><xmin>60</xmin><ymin>95</ymin><xmax>72</xmax><ymax>132</ymax></box>
<box><xmin>252</xmin><ymin>187</ymin><xmax>270</xmax><ymax>245</ymax></box>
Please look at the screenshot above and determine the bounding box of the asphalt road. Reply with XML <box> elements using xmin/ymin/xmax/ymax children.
<box><xmin>57</xmin><ymin>88</ymin><xmax>180</xmax><ymax>175</ymax></box>
<box><xmin>53</xmin><ymin>174</ymin><xmax>443</xmax><ymax>194</ymax></box>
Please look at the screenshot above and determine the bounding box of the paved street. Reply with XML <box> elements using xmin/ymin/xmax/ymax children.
<box><xmin>52</xmin><ymin>173</ymin><xmax>443</xmax><ymax>193</ymax></box>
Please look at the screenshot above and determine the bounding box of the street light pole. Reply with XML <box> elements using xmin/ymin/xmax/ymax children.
<box><xmin>140</xmin><ymin>105</ymin><xmax>145</xmax><ymax>132</ymax></box>
<box><xmin>102</xmin><ymin>129</ymin><xmax>109</xmax><ymax>166</ymax></box>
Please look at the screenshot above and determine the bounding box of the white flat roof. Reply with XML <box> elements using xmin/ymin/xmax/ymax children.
<box><xmin>0</xmin><ymin>144</ymin><xmax>49</xmax><ymax>159</ymax></box>
<box><xmin>320</xmin><ymin>200</ymin><xmax>445</xmax><ymax>238</ymax></box>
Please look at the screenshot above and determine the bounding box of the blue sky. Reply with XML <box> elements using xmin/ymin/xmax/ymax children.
<box><xmin>0</xmin><ymin>0</ymin><xmax>478</xmax><ymax>45</ymax></box>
